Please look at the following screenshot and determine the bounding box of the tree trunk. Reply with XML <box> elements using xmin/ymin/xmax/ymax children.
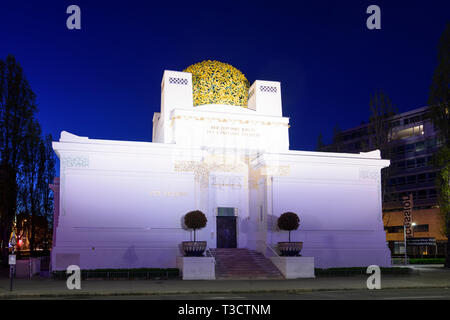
<box><xmin>30</xmin><ymin>213</ymin><xmax>36</xmax><ymax>257</ymax></box>
<box><xmin>1</xmin><ymin>228</ymin><xmax>12</xmax><ymax>267</ymax></box>
<box><xmin>1</xmin><ymin>214</ymin><xmax>14</xmax><ymax>267</ymax></box>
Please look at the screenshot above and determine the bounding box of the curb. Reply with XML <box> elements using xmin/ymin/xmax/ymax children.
<box><xmin>1</xmin><ymin>284</ymin><xmax>450</xmax><ymax>299</ymax></box>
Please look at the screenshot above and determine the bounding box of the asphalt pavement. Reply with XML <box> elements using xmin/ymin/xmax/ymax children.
<box><xmin>1</xmin><ymin>265</ymin><xmax>449</xmax><ymax>300</ymax></box>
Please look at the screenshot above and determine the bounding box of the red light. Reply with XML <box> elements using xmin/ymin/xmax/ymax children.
<box><xmin>18</xmin><ymin>239</ymin><xmax>23</xmax><ymax>247</ymax></box>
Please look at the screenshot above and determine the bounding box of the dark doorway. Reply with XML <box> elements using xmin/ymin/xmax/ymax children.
<box><xmin>216</xmin><ymin>216</ymin><xmax>237</xmax><ymax>248</ymax></box>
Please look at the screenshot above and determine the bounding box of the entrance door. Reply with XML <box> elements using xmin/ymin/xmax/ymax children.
<box><xmin>216</xmin><ymin>216</ymin><xmax>237</xmax><ymax>248</ymax></box>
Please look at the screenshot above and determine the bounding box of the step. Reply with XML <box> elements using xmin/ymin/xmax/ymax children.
<box><xmin>210</xmin><ymin>248</ymin><xmax>284</xmax><ymax>280</ymax></box>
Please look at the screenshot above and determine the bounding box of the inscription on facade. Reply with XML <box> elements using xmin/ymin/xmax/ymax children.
<box><xmin>211</xmin><ymin>175</ymin><xmax>242</xmax><ymax>189</ymax></box>
<box><xmin>206</xmin><ymin>125</ymin><xmax>260</xmax><ymax>138</ymax></box>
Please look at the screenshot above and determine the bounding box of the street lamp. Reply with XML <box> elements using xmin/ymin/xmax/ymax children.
<box><xmin>404</xmin><ymin>222</ymin><xmax>417</xmax><ymax>264</ymax></box>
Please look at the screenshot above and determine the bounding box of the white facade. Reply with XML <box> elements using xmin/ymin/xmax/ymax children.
<box><xmin>51</xmin><ymin>69</ymin><xmax>391</xmax><ymax>271</ymax></box>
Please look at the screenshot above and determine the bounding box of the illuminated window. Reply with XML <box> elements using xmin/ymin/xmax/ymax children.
<box><xmin>414</xmin><ymin>224</ymin><xmax>429</xmax><ymax>232</ymax></box>
<box><xmin>217</xmin><ymin>207</ymin><xmax>235</xmax><ymax>216</ymax></box>
<box><xmin>390</xmin><ymin>125</ymin><xmax>424</xmax><ymax>141</ymax></box>
<box><xmin>415</xmin><ymin>141</ymin><xmax>425</xmax><ymax>151</ymax></box>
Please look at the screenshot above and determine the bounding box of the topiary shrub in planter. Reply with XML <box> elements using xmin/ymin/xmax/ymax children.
<box><xmin>277</xmin><ymin>212</ymin><xmax>302</xmax><ymax>256</ymax></box>
<box><xmin>182</xmin><ymin>210</ymin><xmax>208</xmax><ymax>257</ymax></box>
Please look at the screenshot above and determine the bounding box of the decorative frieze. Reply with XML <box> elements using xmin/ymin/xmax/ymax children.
<box><xmin>359</xmin><ymin>168</ymin><xmax>379</xmax><ymax>181</ymax></box>
<box><xmin>61</xmin><ymin>155</ymin><xmax>89</xmax><ymax>169</ymax></box>
<box><xmin>169</xmin><ymin>77</ymin><xmax>189</xmax><ymax>85</ymax></box>
<box><xmin>174</xmin><ymin>155</ymin><xmax>247</xmax><ymax>188</ymax></box>
<box><xmin>260</xmin><ymin>85</ymin><xmax>277</xmax><ymax>93</ymax></box>
<box><xmin>171</xmin><ymin>115</ymin><xmax>289</xmax><ymax>127</ymax></box>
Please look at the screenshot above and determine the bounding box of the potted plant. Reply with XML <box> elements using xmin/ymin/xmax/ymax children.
<box><xmin>277</xmin><ymin>212</ymin><xmax>302</xmax><ymax>256</ymax></box>
<box><xmin>182</xmin><ymin>210</ymin><xmax>208</xmax><ymax>256</ymax></box>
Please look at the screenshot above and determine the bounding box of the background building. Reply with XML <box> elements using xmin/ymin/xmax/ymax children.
<box><xmin>322</xmin><ymin>106</ymin><xmax>447</xmax><ymax>258</ymax></box>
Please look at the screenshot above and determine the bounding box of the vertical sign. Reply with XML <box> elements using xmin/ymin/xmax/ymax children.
<box><xmin>402</xmin><ymin>193</ymin><xmax>414</xmax><ymax>239</ymax></box>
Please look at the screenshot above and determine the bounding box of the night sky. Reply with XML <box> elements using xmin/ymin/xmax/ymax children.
<box><xmin>1</xmin><ymin>1</ymin><xmax>448</xmax><ymax>161</ymax></box>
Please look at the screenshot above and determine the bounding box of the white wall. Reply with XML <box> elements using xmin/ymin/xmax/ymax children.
<box><xmin>158</xmin><ymin>70</ymin><xmax>193</xmax><ymax>143</ymax></box>
<box><xmin>52</xmin><ymin>135</ymin><xmax>206</xmax><ymax>270</ymax></box>
<box><xmin>248</xmin><ymin>80</ymin><xmax>282</xmax><ymax>117</ymax></box>
<box><xmin>257</xmin><ymin>151</ymin><xmax>391</xmax><ymax>268</ymax></box>
<box><xmin>52</xmin><ymin>137</ymin><xmax>391</xmax><ymax>270</ymax></box>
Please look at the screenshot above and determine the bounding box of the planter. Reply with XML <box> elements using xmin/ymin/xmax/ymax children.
<box><xmin>270</xmin><ymin>256</ymin><xmax>315</xmax><ymax>279</ymax></box>
<box><xmin>176</xmin><ymin>256</ymin><xmax>215</xmax><ymax>280</ymax></box>
<box><xmin>278</xmin><ymin>242</ymin><xmax>303</xmax><ymax>256</ymax></box>
<box><xmin>182</xmin><ymin>241</ymin><xmax>207</xmax><ymax>257</ymax></box>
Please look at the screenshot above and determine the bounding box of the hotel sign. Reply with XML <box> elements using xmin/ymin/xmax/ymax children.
<box><xmin>407</xmin><ymin>238</ymin><xmax>436</xmax><ymax>246</ymax></box>
<box><xmin>402</xmin><ymin>194</ymin><xmax>414</xmax><ymax>239</ymax></box>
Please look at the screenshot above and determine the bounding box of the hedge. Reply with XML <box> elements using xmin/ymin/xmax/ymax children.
<box><xmin>315</xmin><ymin>267</ymin><xmax>412</xmax><ymax>276</ymax></box>
<box><xmin>408</xmin><ymin>258</ymin><xmax>445</xmax><ymax>264</ymax></box>
<box><xmin>52</xmin><ymin>268</ymin><xmax>180</xmax><ymax>280</ymax></box>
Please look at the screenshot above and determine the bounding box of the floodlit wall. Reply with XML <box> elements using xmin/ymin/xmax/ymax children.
<box><xmin>257</xmin><ymin>151</ymin><xmax>391</xmax><ymax>268</ymax></box>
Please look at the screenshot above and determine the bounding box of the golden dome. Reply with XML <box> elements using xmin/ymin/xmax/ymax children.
<box><xmin>183</xmin><ymin>60</ymin><xmax>250</xmax><ymax>107</ymax></box>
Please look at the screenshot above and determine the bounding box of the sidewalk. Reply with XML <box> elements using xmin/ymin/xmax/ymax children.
<box><xmin>1</xmin><ymin>266</ymin><xmax>449</xmax><ymax>299</ymax></box>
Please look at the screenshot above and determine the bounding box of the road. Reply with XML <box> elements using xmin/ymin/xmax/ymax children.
<box><xmin>18</xmin><ymin>287</ymin><xmax>450</xmax><ymax>300</ymax></box>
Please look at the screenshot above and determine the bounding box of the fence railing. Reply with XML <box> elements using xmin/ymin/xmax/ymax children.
<box><xmin>266</xmin><ymin>244</ymin><xmax>280</xmax><ymax>258</ymax></box>
<box><xmin>205</xmin><ymin>248</ymin><xmax>216</xmax><ymax>264</ymax></box>
<box><xmin>391</xmin><ymin>256</ymin><xmax>410</xmax><ymax>265</ymax></box>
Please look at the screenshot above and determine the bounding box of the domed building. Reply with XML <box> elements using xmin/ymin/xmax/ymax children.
<box><xmin>50</xmin><ymin>61</ymin><xmax>391</xmax><ymax>277</ymax></box>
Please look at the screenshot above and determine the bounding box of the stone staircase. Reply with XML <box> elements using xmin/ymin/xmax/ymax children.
<box><xmin>210</xmin><ymin>248</ymin><xmax>284</xmax><ymax>280</ymax></box>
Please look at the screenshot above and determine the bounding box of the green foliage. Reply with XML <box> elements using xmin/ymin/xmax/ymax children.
<box><xmin>277</xmin><ymin>212</ymin><xmax>300</xmax><ymax>231</ymax></box>
<box><xmin>429</xmin><ymin>23</ymin><xmax>449</xmax><ymax>144</ymax></box>
<box><xmin>277</xmin><ymin>212</ymin><xmax>300</xmax><ymax>242</ymax></box>
<box><xmin>408</xmin><ymin>258</ymin><xmax>446</xmax><ymax>264</ymax></box>
<box><xmin>184</xmin><ymin>210</ymin><xmax>207</xmax><ymax>241</ymax></box>
<box><xmin>184</xmin><ymin>210</ymin><xmax>207</xmax><ymax>230</ymax></box>
<box><xmin>433</xmin><ymin>147</ymin><xmax>450</xmax><ymax>236</ymax></box>
<box><xmin>428</xmin><ymin>24</ymin><xmax>450</xmax><ymax>267</ymax></box>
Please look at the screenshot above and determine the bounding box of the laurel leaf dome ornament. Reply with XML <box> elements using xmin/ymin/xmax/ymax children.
<box><xmin>183</xmin><ymin>60</ymin><xmax>250</xmax><ymax>107</ymax></box>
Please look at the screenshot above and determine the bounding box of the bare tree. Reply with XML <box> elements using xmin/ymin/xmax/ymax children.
<box><xmin>0</xmin><ymin>55</ymin><xmax>37</xmax><ymax>265</ymax></box>
<box><xmin>368</xmin><ymin>90</ymin><xmax>397</xmax><ymax>223</ymax></box>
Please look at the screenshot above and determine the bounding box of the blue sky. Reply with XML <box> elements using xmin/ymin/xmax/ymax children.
<box><xmin>1</xmin><ymin>0</ymin><xmax>448</xmax><ymax>155</ymax></box>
